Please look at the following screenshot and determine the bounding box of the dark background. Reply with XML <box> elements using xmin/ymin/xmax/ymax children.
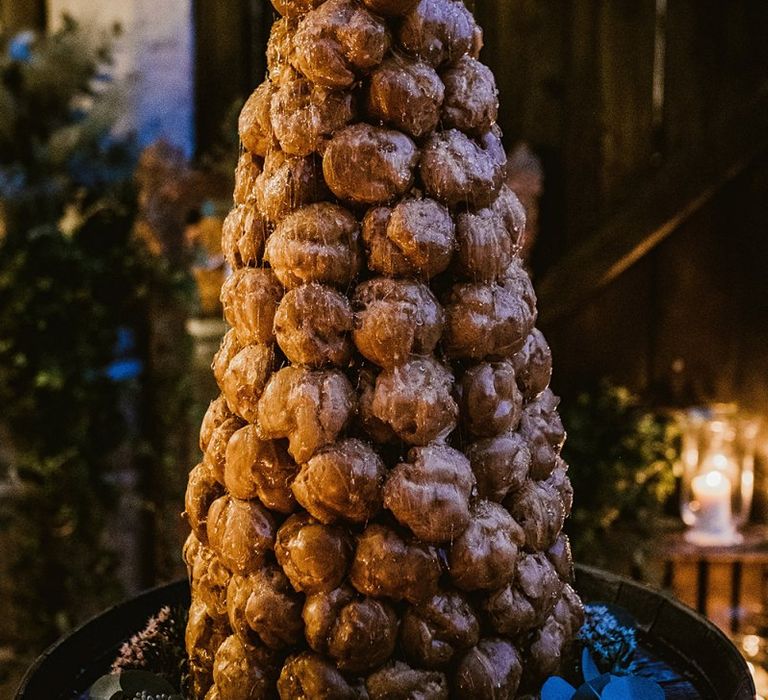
<box><xmin>195</xmin><ymin>0</ymin><xmax>768</xmax><ymax>412</ymax></box>
<box><xmin>5</xmin><ymin>0</ymin><xmax>768</xmax><ymax>409</ymax></box>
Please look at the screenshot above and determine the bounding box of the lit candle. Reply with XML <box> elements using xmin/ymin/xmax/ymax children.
<box><xmin>692</xmin><ymin>469</ymin><xmax>733</xmax><ymax>534</ymax></box>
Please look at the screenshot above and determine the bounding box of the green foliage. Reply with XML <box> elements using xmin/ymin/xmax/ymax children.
<box><xmin>0</xmin><ymin>15</ymin><xmax>133</xmax><ymax>235</ymax></box>
<box><xmin>89</xmin><ymin>670</ymin><xmax>182</xmax><ymax>700</ymax></box>
<box><xmin>0</xmin><ymin>18</ymin><xmax>192</xmax><ymax>682</ymax></box>
<box><xmin>561</xmin><ymin>381</ymin><xmax>679</xmax><ymax>574</ymax></box>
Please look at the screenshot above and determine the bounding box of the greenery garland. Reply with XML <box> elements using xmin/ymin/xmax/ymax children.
<box><xmin>0</xmin><ymin>18</ymin><xmax>193</xmax><ymax>689</ymax></box>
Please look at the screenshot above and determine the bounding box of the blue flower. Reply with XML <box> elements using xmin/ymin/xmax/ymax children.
<box><xmin>105</xmin><ymin>358</ymin><xmax>143</xmax><ymax>382</ymax></box>
<box><xmin>8</xmin><ymin>30</ymin><xmax>35</xmax><ymax>62</ymax></box>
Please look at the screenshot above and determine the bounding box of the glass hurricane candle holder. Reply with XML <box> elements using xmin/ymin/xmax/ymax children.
<box><xmin>679</xmin><ymin>404</ymin><xmax>759</xmax><ymax>546</ymax></box>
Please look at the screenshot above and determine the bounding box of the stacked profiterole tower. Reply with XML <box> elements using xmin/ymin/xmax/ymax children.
<box><xmin>183</xmin><ymin>0</ymin><xmax>584</xmax><ymax>697</ymax></box>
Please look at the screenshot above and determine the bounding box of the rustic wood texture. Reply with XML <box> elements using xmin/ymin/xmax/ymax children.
<box><xmin>658</xmin><ymin>527</ymin><xmax>768</xmax><ymax>634</ymax></box>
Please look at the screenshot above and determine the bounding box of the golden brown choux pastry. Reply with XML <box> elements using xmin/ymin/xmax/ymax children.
<box><xmin>212</xmin><ymin>635</ymin><xmax>278</xmax><ymax>700</ymax></box>
<box><xmin>369</xmin><ymin>357</ymin><xmax>458</xmax><ymax>445</ymax></box>
<box><xmin>441</xmin><ymin>55</ymin><xmax>498</xmax><ymax>135</ymax></box>
<box><xmin>399</xmin><ymin>0</ymin><xmax>477</xmax><ymax>67</ymax></box>
<box><xmin>459</xmin><ymin>361</ymin><xmax>523</xmax><ymax>437</ymax></box>
<box><xmin>292</xmin><ymin>0</ymin><xmax>390</xmax><ymax>89</ymax></box>
<box><xmin>448</xmin><ymin>500</ymin><xmax>524</xmax><ymax>591</ymax></box>
<box><xmin>367</xmin><ymin>661</ymin><xmax>449</xmax><ymax>699</ymax></box>
<box><xmin>255</xmin><ymin>150</ymin><xmax>329</xmax><ymax>222</ymax></box>
<box><xmin>220</xmin><ymin>268</ymin><xmax>283</xmax><ymax>347</ymax></box>
<box><xmin>257</xmin><ymin>366</ymin><xmax>357</xmax><ymax>463</ymax></box>
<box><xmin>323</xmin><ymin>124</ymin><xmax>419</xmax><ymax>204</ymax></box>
<box><xmin>400</xmin><ymin>590</ymin><xmax>479</xmax><ymax>668</ymax></box>
<box><xmin>274</xmin><ymin>283</ymin><xmax>354</xmax><ymax>368</ymax></box>
<box><xmin>292</xmin><ymin>438</ymin><xmax>386</xmax><ymax>524</ymax></box>
<box><xmin>352</xmin><ymin>278</ymin><xmax>444</xmax><ymax>368</ymax></box>
<box><xmin>350</xmin><ymin>523</ymin><xmax>442</xmax><ymax>603</ymax></box>
<box><xmin>223</xmin><ymin>424</ymin><xmax>298</xmax><ymax>513</ymax></box>
<box><xmin>383</xmin><ymin>444</ymin><xmax>475</xmax><ymax>543</ymax></box>
<box><xmin>264</xmin><ymin>202</ymin><xmax>361</xmax><ymax>290</ymax></box>
<box><xmin>465</xmin><ymin>432</ymin><xmax>531</xmax><ymax>503</ymax></box>
<box><xmin>206</xmin><ymin>495</ymin><xmax>276</xmax><ymax>576</ymax></box>
<box><xmin>454</xmin><ymin>638</ymin><xmax>523</xmax><ymax>700</ymax></box>
<box><xmin>303</xmin><ymin>584</ymin><xmax>398</xmax><ymax>672</ymax></box>
<box><xmin>366</xmin><ymin>55</ymin><xmax>444</xmax><ymax>138</ymax></box>
<box><xmin>221</xmin><ymin>204</ymin><xmax>270</xmax><ymax>271</ymax></box>
<box><xmin>275</xmin><ymin>512</ymin><xmax>354</xmax><ymax>593</ymax></box>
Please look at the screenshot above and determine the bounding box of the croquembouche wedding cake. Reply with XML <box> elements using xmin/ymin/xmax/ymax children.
<box><xmin>183</xmin><ymin>0</ymin><xmax>583</xmax><ymax>697</ymax></box>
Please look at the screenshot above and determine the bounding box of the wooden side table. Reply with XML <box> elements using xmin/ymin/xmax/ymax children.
<box><xmin>658</xmin><ymin>526</ymin><xmax>768</xmax><ymax>635</ymax></box>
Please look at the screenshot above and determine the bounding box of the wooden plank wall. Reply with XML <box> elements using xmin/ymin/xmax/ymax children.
<box><xmin>193</xmin><ymin>0</ymin><xmax>768</xmax><ymax>412</ymax></box>
<box><xmin>475</xmin><ymin>0</ymin><xmax>768</xmax><ymax>414</ymax></box>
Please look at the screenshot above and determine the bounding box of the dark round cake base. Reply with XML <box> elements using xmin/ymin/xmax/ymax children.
<box><xmin>16</xmin><ymin>565</ymin><xmax>754</xmax><ymax>700</ymax></box>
